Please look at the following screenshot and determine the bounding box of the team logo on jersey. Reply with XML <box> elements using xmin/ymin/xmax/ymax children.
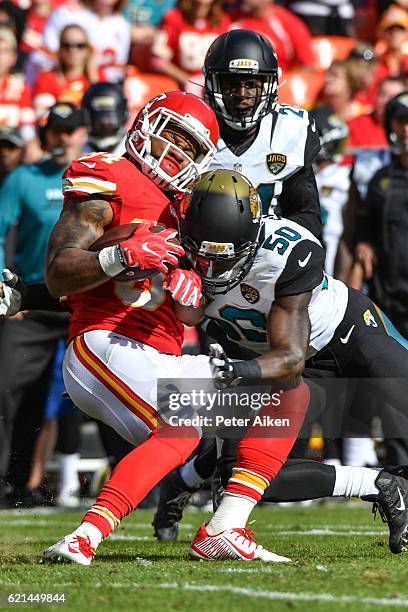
<box><xmin>249</xmin><ymin>187</ymin><xmax>260</xmax><ymax>220</ymax></box>
<box><xmin>240</xmin><ymin>283</ymin><xmax>260</xmax><ymax>304</ymax></box>
<box><xmin>321</xmin><ymin>186</ymin><xmax>334</xmax><ymax>196</ymax></box>
<box><xmin>266</xmin><ymin>153</ymin><xmax>287</xmax><ymax>175</ymax></box>
<box><xmin>363</xmin><ymin>309</ymin><xmax>378</xmax><ymax>327</ymax></box>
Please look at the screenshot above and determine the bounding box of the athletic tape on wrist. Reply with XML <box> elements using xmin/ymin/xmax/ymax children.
<box><xmin>98</xmin><ymin>245</ymin><xmax>125</xmax><ymax>277</ymax></box>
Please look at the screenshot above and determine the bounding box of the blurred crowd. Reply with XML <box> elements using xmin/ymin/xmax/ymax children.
<box><xmin>0</xmin><ymin>0</ymin><xmax>408</xmax><ymax>509</ymax></box>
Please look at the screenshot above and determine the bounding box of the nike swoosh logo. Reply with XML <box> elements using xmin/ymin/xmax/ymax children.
<box><xmin>81</xmin><ymin>161</ymin><xmax>96</xmax><ymax>168</ymax></box>
<box><xmin>298</xmin><ymin>252</ymin><xmax>312</xmax><ymax>267</ymax></box>
<box><xmin>226</xmin><ymin>537</ymin><xmax>255</xmax><ymax>560</ymax></box>
<box><xmin>397</xmin><ymin>487</ymin><xmax>406</xmax><ymax>511</ymax></box>
<box><xmin>141</xmin><ymin>242</ymin><xmax>159</xmax><ymax>257</ymax></box>
<box><xmin>340</xmin><ymin>325</ymin><xmax>355</xmax><ymax>344</ymax></box>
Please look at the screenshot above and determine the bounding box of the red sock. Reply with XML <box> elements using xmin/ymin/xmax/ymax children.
<box><xmin>82</xmin><ymin>425</ymin><xmax>199</xmax><ymax>538</ymax></box>
<box><xmin>226</xmin><ymin>382</ymin><xmax>310</xmax><ymax>502</ymax></box>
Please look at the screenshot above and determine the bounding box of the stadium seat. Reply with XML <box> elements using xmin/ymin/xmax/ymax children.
<box><xmin>279</xmin><ymin>71</ymin><xmax>325</xmax><ymax>109</ymax></box>
<box><xmin>311</xmin><ymin>36</ymin><xmax>356</xmax><ymax>71</ymax></box>
<box><xmin>124</xmin><ymin>68</ymin><xmax>180</xmax><ymax>125</ymax></box>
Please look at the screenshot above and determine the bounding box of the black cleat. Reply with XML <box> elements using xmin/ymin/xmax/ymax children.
<box><xmin>364</xmin><ymin>466</ymin><xmax>408</xmax><ymax>554</ymax></box>
<box><xmin>152</xmin><ymin>469</ymin><xmax>199</xmax><ymax>542</ymax></box>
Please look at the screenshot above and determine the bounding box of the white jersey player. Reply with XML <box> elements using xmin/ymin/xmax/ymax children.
<box><xmin>210</xmin><ymin>104</ymin><xmax>319</xmax><ymax>217</ymax></box>
<box><xmin>202</xmin><ymin>213</ymin><xmax>348</xmax><ymax>358</ymax></box>
<box><xmin>179</xmin><ymin>169</ymin><xmax>408</xmax><ymax>561</ymax></box>
<box><xmin>309</xmin><ymin>107</ymin><xmax>351</xmax><ymax>276</ymax></box>
<box><xmin>315</xmin><ymin>163</ymin><xmax>350</xmax><ymax>276</ymax></box>
<box><xmin>203</xmin><ymin>30</ymin><xmax>322</xmax><ymax>238</ymax></box>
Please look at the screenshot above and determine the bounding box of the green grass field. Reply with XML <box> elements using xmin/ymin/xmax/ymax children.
<box><xmin>1</xmin><ymin>503</ymin><xmax>408</xmax><ymax>611</ymax></box>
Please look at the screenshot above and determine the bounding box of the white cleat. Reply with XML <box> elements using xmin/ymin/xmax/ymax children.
<box><xmin>189</xmin><ymin>524</ymin><xmax>291</xmax><ymax>562</ymax></box>
<box><xmin>42</xmin><ymin>533</ymin><xmax>95</xmax><ymax>566</ymax></box>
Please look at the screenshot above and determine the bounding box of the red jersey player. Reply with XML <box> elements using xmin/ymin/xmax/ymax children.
<box><xmin>42</xmin><ymin>91</ymin><xmax>220</xmax><ymax>565</ymax></box>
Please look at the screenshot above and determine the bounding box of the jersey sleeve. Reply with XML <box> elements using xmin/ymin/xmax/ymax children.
<box><xmin>274</xmin><ymin>239</ymin><xmax>325</xmax><ymax>299</ymax></box>
<box><xmin>278</xmin><ymin>165</ymin><xmax>322</xmax><ymax>239</ymax></box>
<box><xmin>62</xmin><ymin>155</ymin><xmax>118</xmax><ymax>200</ymax></box>
<box><xmin>304</xmin><ymin>116</ymin><xmax>321</xmax><ymax>166</ymax></box>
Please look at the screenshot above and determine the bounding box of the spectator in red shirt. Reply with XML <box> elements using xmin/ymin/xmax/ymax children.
<box><xmin>348</xmin><ymin>75</ymin><xmax>408</xmax><ymax>151</ymax></box>
<box><xmin>20</xmin><ymin>0</ymin><xmax>52</xmax><ymax>57</ymax></box>
<box><xmin>230</xmin><ymin>0</ymin><xmax>315</xmax><ymax>75</ymax></box>
<box><xmin>319</xmin><ymin>59</ymin><xmax>367</xmax><ymax>122</ymax></box>
<box><xmin>347</xmin><ymin>43</ymin><xmax>379</xmax><ymax>110</ymax></box>
<box><xmin>151</xmin><ymin>0</ymin><xmax>230</xmax><ymax>95</ymax></box>
<box><xmin>375</xmin><ymin>4</ymin><xmax>408</xmax><ymax>80</ymax></box>
<box><xmin>33</xmin><ymin>24</ymin><xmax>103</xmax><ymax>125</ymax></box>
<box><xmin>0</xmin><ymin>27</ymin><xmax>40</xmax><ymax>161</ymax></box>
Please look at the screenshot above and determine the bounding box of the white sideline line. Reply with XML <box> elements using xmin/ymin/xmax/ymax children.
<box><xmin>84</xmin><ymin>582</ymin><xmax>408</xmax><ymax>606</ymax></box>
<box><xmin>266</xmin><ymin>529</ymin><xmax>386</xmax><ymax>536</ymax></box>
<box><xmin>110</xmin><ymin>535</ymin><xmax>152</xmax><ymax>541</ymax></box>
<box><xmin>1</xmin><ymin>579</ymin><xmax>407</xmax><ymax>606</ymax></box>
<box><xmin>0</xmin><ymin>521</ymin><xmax>387</xmax><ymax>538</ymax></box>
<box><xmin>4</xmin><ymin>530</ymin><xmax>389</xmax><ymax>545</ymax></box>
<box><xmin>0</xmin><ymin>581</ymin><xmax>405</xmax><ymax>607</ymax></box>
<box><xmin>7</xmin><ymin>531</ymin><xmax>388</xmax><ymax>543</ymax></box>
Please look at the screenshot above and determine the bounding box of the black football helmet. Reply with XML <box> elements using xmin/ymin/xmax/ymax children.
<box><xmin>82</xmin><ymin>82</ymin><xmax>129</xmax><ymax>151</ymax></box>
<box><xmin>203</xmin><ymin>30</ymin><xmax>280</xmax><ymax>132</ymax></box>
<box><xmin>181</xmin><ymin>170</ymin><xmax>262</xmax><ymax>295</ymax></box>
<box><xmin>384</xmin><ymin>91</ymin><xmax>408</xmax><ymax>155</ymax></box>
<box><xmin>309</xmin><ymin>107</ymin><xmax>349</xmax><ymax>163</ymax></box>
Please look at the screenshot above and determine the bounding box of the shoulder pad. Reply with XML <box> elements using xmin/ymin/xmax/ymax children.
<box><xmin>62</xmin><ymin>153</ymin><xmax>125</xmax><ymax>198</ymax></box>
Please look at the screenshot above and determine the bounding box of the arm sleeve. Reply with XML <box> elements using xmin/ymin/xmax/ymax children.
<box><xmin>0</xmin><ymin>171</ymin><xmax>23</xmax><ymax>271</ymax></box>
<box><xmin>279</xmin><ymin>165</ymin><xmax>322</xmax><ymax>239</ymax></box>
<box><xmin>275</xmin><ymin>239</ymin><xmax>325</xmax><ymax>299</ymax></box>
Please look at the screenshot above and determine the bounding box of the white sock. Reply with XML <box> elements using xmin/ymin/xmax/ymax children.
<box><xmin>179</xmin><ymin>458</ymin><xmax>204</xmax><ymax>489</ymax></box>
<box><xmin>207</xmin><ymin>493</ymin><xmax>256</xmax><ymax>535</ymax></box>
<box><xmin>333</xmin><ymin>465</ymin><xmax>381</xmax><ymax>498</ymax></box>
<box><xmin>59</xmin><ymin>453</ymin><xmax>79</xmax><ymax>496</ymax></box>
<box><xmin>343</xmin><ymin>438</ymin><xmax>377</xmax><ymax>467</ymax></box>
<box><xmin>74</xmin><ymin>522</ymin><xmax>103</xmax><ymax>550</ymax></box>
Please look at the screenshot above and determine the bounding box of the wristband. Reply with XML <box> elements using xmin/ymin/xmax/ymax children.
<box><xmin>98</xmin><ymin>245</ymin><xmax>126</xmax><ymax>277</ymax></box>
<box><xmin>231</xmin><ymin>359</ymin><xmax>262</xmax><ymax>383</ymax></box>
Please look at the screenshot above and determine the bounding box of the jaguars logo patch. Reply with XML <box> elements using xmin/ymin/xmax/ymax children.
<box><xmin>363</xmin><ymin>309</ymin><xmax>378</xmax><ymax>327</ymax></box>
<box><xmin>240</xmin><ymin>283</ymin><xmax>260</xmax><ymax>304</ymax></box>
<box><xmin>266</xmin><ymin>153</ymin><xmax>287</xmax><ymax>175</ymax></box>
<box><xmin>321</xmin><ymin>186</ymin><xmax>334</xmax><ymax>197</ymax></box>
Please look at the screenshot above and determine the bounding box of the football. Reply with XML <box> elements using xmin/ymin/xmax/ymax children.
<box><xmin>89</xmin><ymin>221</ymin><xmax>167</xmax><ymax>282</ymax></box>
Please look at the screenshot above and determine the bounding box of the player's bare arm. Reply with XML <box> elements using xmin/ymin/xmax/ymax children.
<box><xmin>46</xmin><ymin>196</ymin><xmax>113</xmax><ymax>297</ymax></box>
<box><xmin>256</xmin><ymin>292</ymin><xmax>311</xmax><ymax>381</ymax></box>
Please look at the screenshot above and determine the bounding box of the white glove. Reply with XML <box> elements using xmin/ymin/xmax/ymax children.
<box><xmin>0</xmin><ymin>269</ymin><xmax>22</xmax><ymax>316</ymax></box>
<box><xmin>209</xmin><ymin>343</ymin><xmax>241</xmax><ymax>390</ymax></box>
